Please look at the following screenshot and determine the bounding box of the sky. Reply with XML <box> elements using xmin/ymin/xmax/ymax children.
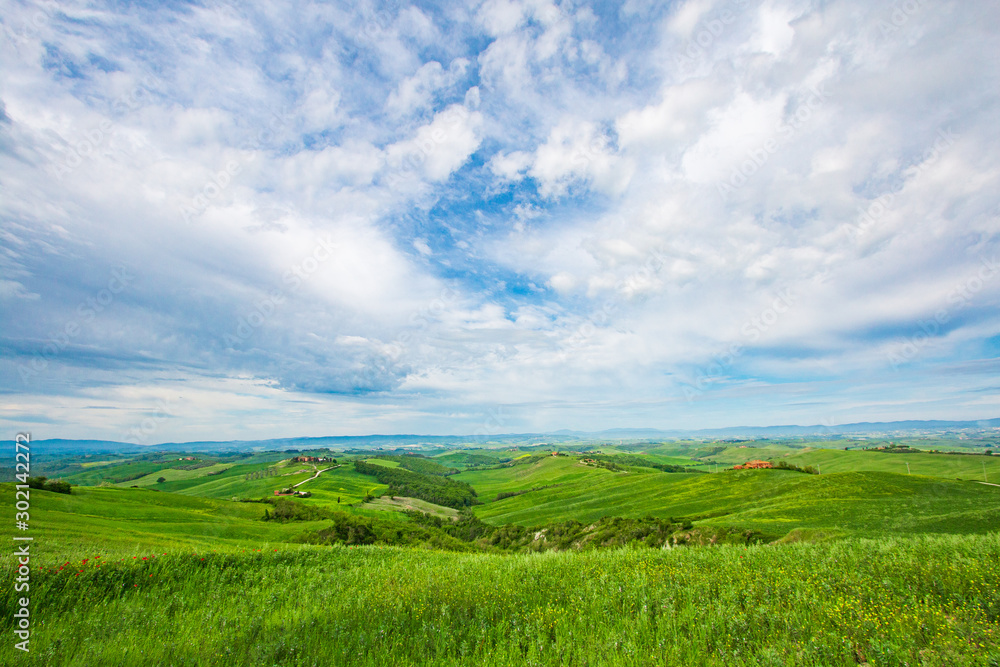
<box><xmin>1</xmin><ymin>0</ymin><xmax>999</xmax><ymax>443</ymax></box>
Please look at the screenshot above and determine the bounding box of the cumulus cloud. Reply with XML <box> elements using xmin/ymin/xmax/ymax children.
<box><xmin>386</xmin><ymin>58</ymin><xmax>470</xmax><ymax>117</ymax></box>
<box><xmin>1</xmin><ymin>0</ymin><xmax>999</xmax><ymax>440</ymax></box>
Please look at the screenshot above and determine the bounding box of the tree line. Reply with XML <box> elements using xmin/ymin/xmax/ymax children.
<box><xmin>353</xmin><ymin>460</ymin><xmax>479</xmax><ymax>508</ymax></box>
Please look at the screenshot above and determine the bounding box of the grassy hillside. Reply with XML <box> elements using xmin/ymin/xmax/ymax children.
<box><xmin>767</xmin><ymin>448</ymin><xmax>1000</xmax><ymax>481</ymax></box>
<box><xmin>0</xmin><ymin>484</ymin><xmax>320</xmax><ymax>561</ymax></box>
<box><xmin>113</xmin><ymin>462</ymin><xmax>235</xmax><ymax>487</ymax></box>
<box><xmin>364</xmin><ymin>458</ymin><xmax>400</xmax><ymax>468</ymax></box>
<box><xmin>289</xmin><ymin>465</ymin><xmax>388</xmax><ymax>506</ymax></box>
<box><xmin>3</xmin><ymin>533</ymin><xmax>997</xmax><ymax>666</ymax></box>
<box><xmin>459</xmin><ymin>457</ymin><xmax>1000</xmax><ymax>538</ymax></box>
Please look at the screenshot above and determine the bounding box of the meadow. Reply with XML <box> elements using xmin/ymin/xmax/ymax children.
<box><xmin>3</xmin><ymin>533</ymin><xmax>998</xmax><ymax>666</ymax></box>
<box><xmin>458</xmin><ymin>456</ymin><xmax>1000</xmax><ymax>536</ymax></box>
<box><xmin>3</xmin><ymin>439</ymin><xmax>999</xmax><ymax>665</ymax></box>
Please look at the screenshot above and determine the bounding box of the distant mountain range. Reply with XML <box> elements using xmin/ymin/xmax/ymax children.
<box><xmin>6</xmin><ymin>418</ymin><xmax>999</xmax><ymax>455</ymax></box>
<box><xmin>572</xmin><ymin>418</ymin><xmax>1000</xmax><ymax>439</ymax></box>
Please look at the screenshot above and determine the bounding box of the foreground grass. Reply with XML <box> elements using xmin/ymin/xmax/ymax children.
<box><xmin>3</xmin><ymin>533</ymin><xmax>998</xmax><ymax>666</ymax></box>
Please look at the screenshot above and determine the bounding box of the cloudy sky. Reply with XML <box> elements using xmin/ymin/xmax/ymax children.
<box><xmin>2</xmin><ymin>0</ymin><xmax>999</xmax><ymax>443</ymax></box>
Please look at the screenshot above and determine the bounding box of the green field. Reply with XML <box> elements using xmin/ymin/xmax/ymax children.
<box><xmin>0</xmin><ymin>484</ymin><xmax>318</xmax><ymax>561</ymax></box>
<box><xmin>3</xmin><ymin>532</ymin><xmax>998</xmax><ymax>666</ymax></box>
<box><xmin>766</xmin><ymin>448</ymin><xmax>1000</xmax><ymax>481</ymax></box>
<box><xmin>457</xmin><ymin>456</ymin><xmax>1000</xmax><ymax>536</ymax></box>
<box><xmin>364</xmin><ymin>458</ymin><xmax>400</xmax><ymax>468</ymax></box>
<box><xmin>4</xmin><ymin>440</ymin><xmax>1000</xmax><ymax>665</ymax></box>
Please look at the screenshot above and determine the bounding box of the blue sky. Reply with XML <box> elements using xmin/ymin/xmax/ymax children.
<box><xmin>2</xmin><ymin>0</ymin><xmax>999</xmax><ymax>442</ymax></box>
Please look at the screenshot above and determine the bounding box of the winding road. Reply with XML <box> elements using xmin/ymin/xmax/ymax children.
<box><xmin>291</xmin><ymin>465</ymin><xmax>339</xmax><ymax>489</ymax></box>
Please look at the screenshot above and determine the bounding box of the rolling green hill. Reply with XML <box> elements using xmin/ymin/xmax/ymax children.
<box><xmin>0</xmin><ymin>484</ymin><xmax>320</xmax><ymax>561</ymax></box>
<box><xmin>5</xmin><ymin>440</ymin><xmax>999</xmax><ymax>666</ymax></box>
<box><xmin>459</xmin><ymin>456</ymin><xmax>1000</xmax><ymax>538</ymax></box>
<box><xmin>763</xmin><ymin>447</ymin><xmax>1000</xmax><ymax>481</ymax></box>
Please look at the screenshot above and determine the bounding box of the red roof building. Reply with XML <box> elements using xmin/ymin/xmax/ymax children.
<box><xmin>733</xmin><ymin>460</ymin><xmax>773</xmax><ymax>470</ymax></box>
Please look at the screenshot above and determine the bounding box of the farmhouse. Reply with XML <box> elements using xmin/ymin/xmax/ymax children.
<box><xmin>274</xmin><ymin>488</ymin><xmax>312</xmax><ymax>498</ymax></box>
<box><xmin>733</xmin><ymin>460</ymin><xmax>773</xmax><ymax>470</ymax></box>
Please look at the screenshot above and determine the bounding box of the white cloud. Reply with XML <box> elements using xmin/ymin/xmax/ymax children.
<box><xmin>666</xmin><ymin>0</ymin><xmax>715</xmax><ymax>37</ymax></box>
<box><xmin>2</xmin><ymin>0</ymin><xmax>999</xmax><ymax>439</ymax></box>
<box><xmin>413</xmin><ymin>238</ymin><xmax>432</xmax><ymax>255</ymax></box>
<box><xmin>385</xmin><ymin>104</ymin><xmax>483</xmax><ymax>182</ymax></box>
<box><xmin>529</xmin><ymin>119</ymin><xmax>633</xmax><ymax>197</ymax></box>
<box><xmin>386</xmin><ymin>58</ymin><xmax>470</xmax><ymax>116</ymax></box>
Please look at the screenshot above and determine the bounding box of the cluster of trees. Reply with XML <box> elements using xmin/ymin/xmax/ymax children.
<box><xmin>261</xmin><ymin>498</ymin><xmax>330</xmax><ymax>522</ymax></box>
<box><xmin>296</xmin><ymin>512</ymin><xmax>476</xmax><ymax>551</ymax></box>
<box><xmin>399</xmin><ymin>512</ymin><xmax>762</xmax><ymax>552</ymax></box>
<box><xmin>117</xmin><ymin>471</ymin><xmax>154</xmax><ymax>483</ymax></box>
<box><xmin>244</xmin><ymin>468</ymin><xmax>278</xmax><ymax>481</ymax></box>
<box><xmin>26</xmin><ymin>476</ymin><xmax>71</xmax><ymax>494</ymax></box>
<box><xmin>494</xmin><ymin>484</ymin><xmax>560</xmax><ymax>502</ymax></box>
<box><xmin>293</xmin><ymin>509</ymin><xmax>768</xmax><ymax>553</ymax></box>
<box><xmin>440</xmin><ymin>453</ymin><xmax>500</xmax><ymax>468</ymax></box>
<box><xmin>586</xmin><ymin>453</ymin><xmax>704</xmax><ymax>474</ymax></box>
<box><xmin>353</xmin><ymin>460</ymin><xmax>479</xmax><ymax>508</ymax></box>
<box><xmin>367</xmin><ymin>454</ymin><xmax>459</xmax><ymax>476</ymax></box>
<box><xmin>472</xmin><ymin>453</ymin><xmax>550</xmax><ymax>471</ymax></box>
<box><xmin>876</xmin><ymin>445</ymin><xmax>919</xmax><ymax>454</ymax></box>
<box><xmin>771</xmin><ymin>460</ymin><xmax>819</xmax><ymax>474</ymax></box>
<box><xmin>173</xmin><ymin>461</ymin><xmax>215</xmax><ymax>471</ymax></box>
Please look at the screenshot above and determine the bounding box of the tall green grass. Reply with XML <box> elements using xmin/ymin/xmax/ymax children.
<box><xmin>3</xmin><ymin>533</ymin><xmax>998</xmax><ymax>666</ymax></box>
